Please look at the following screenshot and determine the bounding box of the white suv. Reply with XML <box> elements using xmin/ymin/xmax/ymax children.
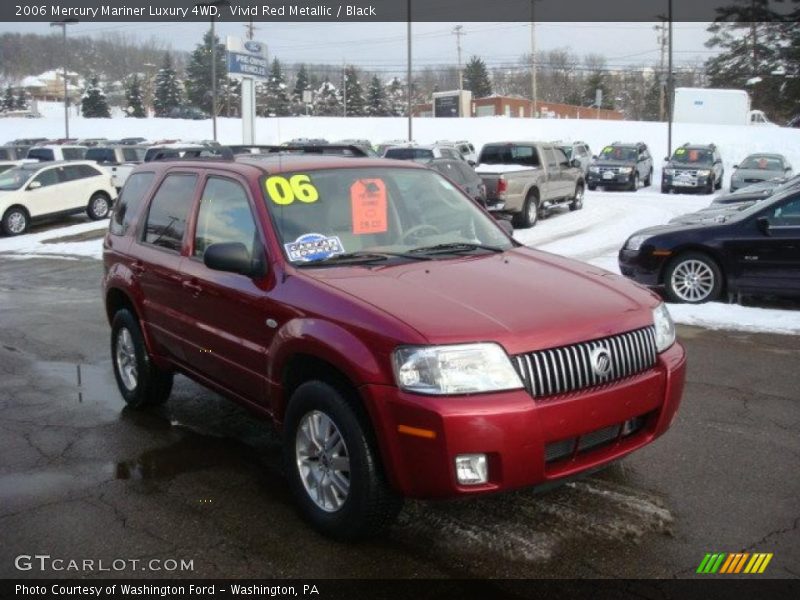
<box><xmin>0</xmin><ymin>161</ymin><xmax>116</xmax><ymax>235</ymax></box>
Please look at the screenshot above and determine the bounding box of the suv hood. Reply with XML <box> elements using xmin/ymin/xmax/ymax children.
<box><xmin>303</xmin><ymin>248</ymin><xmax>657</xmax><ymax>354</ymax></box>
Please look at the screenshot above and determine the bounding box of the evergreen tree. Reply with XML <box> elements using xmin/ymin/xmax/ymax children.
<box><xmin>265</xmin><ymin>58</ymin><xmax>291</xmax><ymax>116</ymax></box>
<box><xmin>704</xmin><ymin>0</ymin><xmax>794</xmax><ymax>120</ymax></box>
<box><xmin>15</xmin><ymin>88</ymin><xmax>29</xmax><ymax>111</ymax></box>
<box><xmin>81</xmin><ymin>76</ymin><xmax>111</xmax><ymax>118</ymax></box>
<box><xmin>312</xmin><ymin>79</ymin><xmax>342</xmax><ymax>116</ymax></box>
<box><xmin>463</xmin><ymin>56</ymin><xmax>492</xmax><ymax>98</ymax></box>
<box><xmin>386</xmin><ymin>77</ymin><xmax>406</xmax><ymax>116</ymax></box>
<box><xmin>343</xmin><ymin>66</ymin><xmax>366</xmax><ymax>116</ymax></box>
<box><xmin>222</xmin><ymin>77</ymin><xmax>241</xmax><ymax>117</ymax></box>
<box><xmin>125</xmin><ymin>74</ymin><xmax>146</xmax><ymax>118</ymax></box>
<box><xmin>185</xmin><ymin>29</ymin><xmax>227</xmax><ymax>114</ymax></box>
<box><xmin>290</xmin><ymin>63</ymin><xmax>311</xmax><ymax>116</ymax></box>
<box><xmin>584</xmin><ymin>71</ymin><xmax>612</xmax><ymax>109</ymax></box>
<box><xmin>2</xmin><ymin>85</ymin><xmax>13</xmax><ymax>112</ymax></box>
<box><xmin>366</xmin><ymin>75</ymin><xmax>389</xmax><ymax>116</ymax></box>
<box><xmin>154</xmin><ymin>52</ymin><xmax>182</xmax><ymax>117</ymax></box>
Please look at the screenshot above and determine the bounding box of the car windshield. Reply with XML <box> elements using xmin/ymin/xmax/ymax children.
<box><xmin>672</xmin><ymin>148</ymin><xmax>713</xmax><ymax>164</ymax></box>
<box><xmin>739</xmin><ymin>156</ymin><xmax>784</xmax><ymax>171</ymax></box>
<box><xmin>384</xmin><ymin>147</ymin><xmax>434</xmax><ymax>161</ymax></box>
<box><xmin>558</xmin><ymin>146</ymin><xmax>573</xmax><ymax>159</ymax></box>
<box><xmin>600</xmin><ymin>146</ymin><xmax>637</xmax><ymax>161</ymax></box>
<box><xmin>262</xmin><ymin>167</ymin><xmax>512</xmax><ymax>265</ymax></box>
<box><xmin>0</xmin><ymin>166</ymin><xmax>34</xmax><ymax>190</ymax></box>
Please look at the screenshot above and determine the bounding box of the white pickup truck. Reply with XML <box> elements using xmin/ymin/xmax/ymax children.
<box><xmin>85</xmin><ymin>145</ymin><xmax>147</xmax><ymax>190</ymax></box>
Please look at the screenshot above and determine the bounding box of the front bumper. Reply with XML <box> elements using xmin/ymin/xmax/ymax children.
<box><xmin>361</xmin><ymin>342</ymin><xmax>686</xmax><ymax>499</ymax></box>
<box><xmin>618</xmin><ymin>247</ymin><xmax>671</xmax><ymax>287</ymax></box>
<box><xmin>663</xmin><ymin>172</ymin><xmax>714</xmax><ymax>190</ymax></box>
<box><xmin>587</xmin><ymin>171</ymin><xmax>634</xmax><ymax>187</ymax></box>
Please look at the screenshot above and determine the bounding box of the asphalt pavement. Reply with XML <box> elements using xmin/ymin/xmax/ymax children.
<box><xmin>1</xmin><ymin>257</ymin><xmax>797</xmax><ymax>579</ymax></box>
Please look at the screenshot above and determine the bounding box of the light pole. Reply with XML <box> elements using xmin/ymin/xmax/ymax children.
<box><xmin>50</xmin><ymin>18</ymin><xmax>77</xmax><ymax>139</ymax></box>
<box><xmin>407</xmin><ymin>0</ymin><xmax>412</xmax><ymax>141</ymax></box>
<box><xmin>667</xmin><ymin>0</ymin><xmax>674</xmax><ymax>160</ymax></box>
<box><xmin>452</xmin><ymin>25</ymin><xmax>464</xmax><ymax>91</ymax></box>
<box><xmin>530</xmin><ymin>0</ymin><xmax>537</xmax><ymax>118</ymax></box>
<box><xmin>196</xmin><ymin>0</ymin><xmax>230</xmax><ymax>142</ymax></box>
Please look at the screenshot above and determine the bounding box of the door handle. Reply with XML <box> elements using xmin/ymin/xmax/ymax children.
<box><xmin>182</xmin><ymin>280</ymin><xmax>203</xmax><ymax>296</ymax></box>
<box><xmin>130</xmin><ymin>261</ymin><xmax>145</xmax><ymax>275</ymax></box>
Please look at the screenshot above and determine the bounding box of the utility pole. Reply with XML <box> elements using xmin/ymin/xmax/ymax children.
<box><xmin>407</xmin><ymin>0</ymin><xmax>412</xmax><ymax>141</ymax></box>
<box><xmin>667</xmin><ymin>0</ymin><xmax>674</xmax><ymax>160</ymax></box>
<box><xmin>196</xmin><ymin>0</ymin><xmax>231</xmax><ymax>142</ymax></box>
<box><xmin>342</xmin><ymin>60</ymin><xmax>347</xmax><ymax>117</ymax></box>
<box><xmin>452</xmin><ymin>25</ymin><xmax>464</xmax><ymax>90</ymax></box>
<box><xmin>530</xmin><ymin>1</ymin><xmax>537</xmax><ymax>118</ymax></box>
<box><xmin>244</xmin><ymin>17</ymin><xmax>258</xmax><ymax>40</ymax></box>
<box><xmin>50</xmin><ymin>19</ymin><xmax>77</xmax><ymax>139</ymax></box>
<box><xmin>655</xmin><ymin>18</ymin><xmax>667</xmax><ymax>121</ymax></box>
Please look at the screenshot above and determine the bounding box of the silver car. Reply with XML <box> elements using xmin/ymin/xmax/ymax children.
<box><xmin>730</xmin><ymin>153</ymin><xmax>792</xmax><ymax>192</ymax></box>
<box><xmin>556</xmin><ymin>141</ymin><xmax>592</xmax><ymax>175</ymax></box>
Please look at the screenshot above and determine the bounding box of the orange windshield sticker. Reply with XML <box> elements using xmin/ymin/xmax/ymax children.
<box><xmin>689</xmin><ymin>150</ymin><xmax>699</xmax><ymax>161</ymax></box>
<box><xmin>350</xmin><ymin>179</ymin><xmax>388</xmax><ymax>234</ymax></box>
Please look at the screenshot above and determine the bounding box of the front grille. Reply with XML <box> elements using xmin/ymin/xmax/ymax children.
<box><xmin>674</xmin><ymin>169</ymin><xmax>698</xmax><ymax>177</ymax></box>
<box><xmin>598</xmin><ymin>166</ymin><xmax>620</xmax><ymax>174</ymax></box>
<box><xmin>544</xmin><ymin>414</ymin><xmax>648</xmax><ymax>464</ymax></box>
<box><xmin>513</xmin><ymin>326</ymin><xmax>657</xmax><ymax>398</ymax></box>
<box><xmin>744</xmin><ymin>178</ymin><xmax>764</xmax><ymax>183</ymax></box>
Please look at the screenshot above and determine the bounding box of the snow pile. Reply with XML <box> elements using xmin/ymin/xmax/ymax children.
<box><xmin>0</xmin><ymin>220</ymin><xmax>106</xmax><ymax>260</ymax></box>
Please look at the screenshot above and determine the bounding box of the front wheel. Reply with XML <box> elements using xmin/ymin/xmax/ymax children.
<box><xmin>644</xmin><ymin>169</ymin><xmax>653</xmax><ymax>187</ymax></box>
<box><xmin>587</xmin><ymin>183</ymin><xmax>597</xmax><ymax>191</ymax></box>
<box><xmin>87</xmin><ymin>192</ymin><xmax>111</xmax><ymax>220</ymax></box>
<box><xmin>284</xmin><ymin>381</ymin><xmax>402</xmax><ymax>540</ymax></box>
<box><xmin>2</xmin><ymin>206</ymin><xmax>29</xmax><ymax>236</ymax></box>
<box><xmin>664</xmin><ymin>252</ymin><xmax>723</xmax><ymax>304</ymax></box>
<box><xmin>629</xmin><ymin>172</ymin><xmax>640</xmax><ymax>192</ymax></box>
<box><xmin>661</xmin><ymin>184</ymin><xmax>671</xmax><ymax>194</ymax></box>
<box><xmin>569</xmin><ymin>184</ymin><xmax>584</xmax><ymax>211</ymax></box>
<box><xmin>111</xmin><ymin>309</ymin><xmax>173</xmax><ymax>408</ymax></box>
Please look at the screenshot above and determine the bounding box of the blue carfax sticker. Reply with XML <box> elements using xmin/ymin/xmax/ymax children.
<box><xmin>284</xmin><ymin>233</ymin><xmax>345</xmax><ymax>262</ymax></box>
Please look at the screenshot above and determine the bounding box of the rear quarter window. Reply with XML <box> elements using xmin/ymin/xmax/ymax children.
<box><xmin>142</xmin><ymin>173</ymin><xmax>198</xmax><ymax>251</ymax></box>
<box><xmin>28</xmin><ymin>148</ymin><xmax>54</xmax><ymax>161</ymax></box>
<box><xmin>110</xmin><ymin>172</ymin><xmax>156</xmax><ymax>236</ymax></box>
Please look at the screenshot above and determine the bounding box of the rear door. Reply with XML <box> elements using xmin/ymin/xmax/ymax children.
<box><xmin>542</xmin><ymin>146</ymin><xmax>567</xmax><ymax>199</ymax></box>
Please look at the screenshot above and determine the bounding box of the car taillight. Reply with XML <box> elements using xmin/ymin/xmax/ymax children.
<box><xmin>496</xmin><ymin>178</ymin><xmax>507</xmax><ymax>195</ymax></box>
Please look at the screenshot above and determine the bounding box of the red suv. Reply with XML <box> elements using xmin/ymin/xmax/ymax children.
<box><xmin>103</xmin><ymin>155</ymin><xmax>686</xmax><ymax>539</ymax></box>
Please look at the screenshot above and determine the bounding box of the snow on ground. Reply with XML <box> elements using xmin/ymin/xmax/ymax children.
<box><xmin>1</xmin><ymin>110</ymin><xmax>799</xmax><ymax>335</ymax></box>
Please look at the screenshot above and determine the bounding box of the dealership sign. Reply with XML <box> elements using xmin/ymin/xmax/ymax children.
<box><xmin>226</xmin><ymin>37</ymin><xmax>268</xmax><ymax>80</ymax></box>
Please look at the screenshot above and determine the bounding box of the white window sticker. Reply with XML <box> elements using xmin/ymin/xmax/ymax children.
<box><xmin>284</xmin><ymin>233</ymin><xmax>345</xmax><ymax>262</ymax></box>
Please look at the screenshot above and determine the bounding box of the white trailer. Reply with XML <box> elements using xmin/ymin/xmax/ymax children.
<box><xmin>673</xmin><ymin>87</ymin><xmax>773</xmax><ymax>126</ymax></box>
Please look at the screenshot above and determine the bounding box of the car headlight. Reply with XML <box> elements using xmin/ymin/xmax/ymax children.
<box><xmin>618</xmin><ymin>166</ymin><xmax>633</xmax><ymax>174</ymax></box>
<box><xmin>664</xmin><ymin>168</ymin><xmax>675</xmax><ymax>176</ymax></box>
<box><xmin>697</xmin><ymin>169</ymin><xmax>712</xmax><ymax>177</ymax></box>
<box><xmin>589</xmin><ymin>166</ymin><xmax>599</xmax><ymax>173</ymax></box>
<box><xmin>625</xmin><ymin>234</ymin><xmax>650</xmax><ymax>251</ymax></box>
<box><xmin>392</xmin><ymin>343</ymin><xmax>523</xmax><ymax>395</ymax></box>
<box><xmin>652</xmin><ymin>303</ymin><xmax>676</xmax><ymax>353</ymax></box>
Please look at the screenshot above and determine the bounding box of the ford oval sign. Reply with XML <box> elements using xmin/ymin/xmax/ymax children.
<box><xmin>244</xmin><ymin>41</ymin><xmax>263</xmax><ymax>54</ymax></box>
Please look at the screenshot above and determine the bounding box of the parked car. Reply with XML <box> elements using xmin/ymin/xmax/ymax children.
<box><xmin>475</xmin><ymin>141</ymin><xmax>585</xmax><ymax>228</ymax></box>
<box><xmin>103</xmin><ymin>154</ymin><xmax>685</xmax><ymax>539</ymax></box>
<box><xmin>555</xmin><ymin>141</ymin><xmax>593</xmax><ymax>176</ymax></box>
<box><xmin>425</xmin><ymin>157</ymin><xmax>487</xmax><ymax>206</ymax></box>
<box><xmin>119</xmin><ymin>137</ymin><xmax>149</xmax><ymax>146</ymax></box>
<box><xmin>167</xmin><ymin>106</ymin><xmax>209</xmax><ymax>120</ymax></box>
<box><xmin>26</xmin><ymin>145</ymin><xmax>87</xmax><ymax>162</ymax></box>
<box><xmin>6</xmin><ymin>137</ymin><xmax>47</xmax><ymax>146</ymax></box>
<box><xmin>586</xmin><ymin>142</ymin><xmax>653</xmax><ymax>191</ymax></box>
<box><xmin>661</xmin><ymin>143</ymin><xmax>724</xmax><ymax>194</ymax></box>
<box><xmin>713</xmin><ymin>173</ymin><xmax>800</xmax><ymax>206</ymax></box>
<box><xmin>729</xmin><ymin>153</ymin><xmax>792</xmax><ymax>192</ymax></box>
<box><xmin>334</xmin><ymin>139</ymin><xmax>377</xmax><ymax>156</ymax></box>
<box><xmin>0</xmin><ymin>146</ymin><xmax>29</xmax><ymax>161</ymax></box>
<box><xmin>86</xmin><ymin>145</ymin><xmax>148</xmax><ymax>189</ymax></box>
<box><xmin>376</xmin><ymin>140</ymin><xmax>410</xmax><ymax>156</ymax></box>
<box><xmin>280</xmin><ymin>143</ymin><xmax>378</xmax><ymax>158</ymax></box>
<box><xmin>436</xmin><ymin>140</ymin><xmax>478</xmax><ymax>165</ymax></box>
<box><xmin>620</xmin><ymin>187</ymin><xmax>800</xmax><ymax>303</ymax></box>
<box><xmin>0</xmin><ymin>161</ymin><xmax>116</xmax><ymax>235</ymax></box>
<box><xmin>76</xmin><ymin>138</ymin><xmax>109</xmax><ymax>147</ymax></box>
<box><xmin>143</xmin><ymin>143</ymin><xmax>228</xmax><ymax>162</ymax></box>
<box><xmin>383</xmin><ymin>143</ymin><xmax>464</xmax><ymax>162</ymax></box>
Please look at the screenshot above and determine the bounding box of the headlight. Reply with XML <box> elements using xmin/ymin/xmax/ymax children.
<box><xmin>589</xmin><ymin>166</ymin><xmax>599</xmax><ymax>173</ymax></box>
<box><xmin>625</xmin><ymin>234</ymin><xmax>650</xmax><ymax>251</ymax></box>
<box><xmin>664</xmin><ymin>168</ymin><xmax>675</xmax><ymax>176</ymax></box>
<box><xmin>696</xmin><ymin>169</ymin><xmax>712</xmax><ymax>177</ymax></box>
<box><xmin>618</xmin><ymin>166</ymin><xmax>633</xmax><ymax>174</ymax></box>
<box><xmin>392</xmin><ymin>343</ymin><xmax>523</xmax><ymax>395</ymax></box>
<box><xmin>652</xmin><ymin>303</ymin><xmax>676</xmax><ymax>352</ymax></box>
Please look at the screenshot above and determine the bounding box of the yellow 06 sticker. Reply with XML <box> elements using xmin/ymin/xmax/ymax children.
<box><xmin>265</xmin><ymin>174</ymin><xmax>319</xmax><ymax>205</ymax></box>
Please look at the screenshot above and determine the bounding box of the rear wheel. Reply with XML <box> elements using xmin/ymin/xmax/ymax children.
<box><xmin>661</xmin><ymin>184</ymin><xmax>671</xmax><ymax>194</ymax></box>
<box><xmin>569</xmin><ymin>184</ymin><xmax>584</xmax><ymax>211</ymax></box>
<box><xmin>664</xmin><ymin>252</ymin><xmax>723</xmax><ymax>304</ymax></box>
<box><xmin>87</xmin><ymin>192</ymin><xmax>111</xmax><ymax>220</ymax></box>
<box><xmin>514</xmin><ymin>192</ymin><xmax>540</xmax><ymax>229</ymax></box>
<box><xmin>2</xmin><ymin>206</ymin><xmax>29</xmax><ymax>236</ymax></box>
<box><xmin>587</xmin><ymin>183</ymin><xmax>597</xmax><ymax>191</ymax></box>
<box><xmin>111</xmin><ymin>309</ymin><xmax>173</xmax><ymax>408</ymax></box>
<box><xmin>284</xmin><ymin>381</ymin><xmax>402</xmax><ymax>540</ymax></box>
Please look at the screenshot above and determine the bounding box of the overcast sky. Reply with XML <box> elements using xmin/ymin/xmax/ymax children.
<box><xmin>7</xmin><ymin>21</ymin><xmax>715</xmax><ymax>74</ymax></box>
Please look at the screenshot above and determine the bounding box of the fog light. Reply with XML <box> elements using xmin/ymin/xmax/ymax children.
<box><xmin>622</xmin><ymin>416</ymin><xmax>644</xmax><ymax>437</ymax></box>
<box><xmin>455</xmin><ymin>454</ymin><xmax>488</xmax><ymax>485</ymax></box>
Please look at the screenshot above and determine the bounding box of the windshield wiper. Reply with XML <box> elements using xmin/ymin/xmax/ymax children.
<box><xmin>408</xmin><ymin>242</ymin><xmax>505</xmax><ymax>255</ymax></box>
<box><xmin>297</xmin><ymin>250</ymin><xmax>433</xmax><ymax>267</ymax></box>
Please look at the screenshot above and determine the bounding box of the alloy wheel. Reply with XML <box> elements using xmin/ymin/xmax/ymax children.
<box><xmin>670</xmin><ymin>259</ymin><xmax>715</xmax><ymax>302</ymax></box>
<box><xmin>115</xmin><ymin>327</ymin><xmax>138</xmax><ymax>391</ymax></box>
<box><xmin>296</xmin><ymin>410</ymin><xmax>351</xmax><ymax>512</ymax></box>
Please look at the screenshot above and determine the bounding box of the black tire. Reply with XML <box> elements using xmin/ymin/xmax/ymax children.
<box><xmin>587</xmin><ymin>183</ymin><xmax>597</xmax><ymax>191</ymax></box>
<box><xmin>87</xmin><ymin>192</ymin><xmax>111</xmax><ymax>220</ymax></box>
<box><xmin>715</xmin><ymin>173</ymin><xmax>723</xmax><ymax>190</ymax></box>
<box><xmin>661</xmin><ymin>184</ymin><xmax>670</xmax><ymax>194</ymax></box>
<box><xmin>513</xmin><ymin>192</ymin><xmax>540</xmax><ymax>229</ymax></box>
<box><xmin>110</xmin><ymin>309</ymin><xmax>173</xmax><ymax>408</ymax></box>
<box><xmin>629</xmin><ymin>172</ymin><xmax>639</xmax><ymax>192</ymax></box>
<box><xmin>2</xmin><ymin>206</ymin><xmax>30</xmax><ymax>236</ymax></box>
<box><xmin>704</xmin><ymin>179</ymin><xmax>715</xmax><ymax>195</ymax></box>
<box><xmin>569</xmin><ymin>183</ymin><xmax>584</xmax><ymax>211</ymax></box>
<box><xmin>644</xmin><ymin>169</ymin><xmax>653</xmax><ymax>187</ymax></box>
<box><xmin>663</xmin><ymin>251</ymin><xmax>724</xmax><ymax>304</ymax></box>
<box><xmin>283</xmin><ymin>381</ymin><xmax>402</xmax><ymax>540</ymax></box>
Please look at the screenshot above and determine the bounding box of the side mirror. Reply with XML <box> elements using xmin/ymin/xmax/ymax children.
<box><xmin>732</xmin><ymin>164</ymin><xmax>739</xmax><ymax>169</ymax></box>
<box><xmin>756</xmin><ymin>216</ymin><xmax>771</xmax><ymax>236</ymax></box>
<box><xmin>663</xmin><ymin>156</ymin><xmax>670</xmax><ymax>162</ymax></box>
<box><xmin>570</xmin><ymin>158</ymin><xmax>581</xmax><ymax>169</ymax></box>
<box><xmin>203</xmin><ymin>242</ymin><xmax>265</xmax><ymax>277</ymax></box>
<box><xmin>27</xmin><ymin>180</ymin><xmax>42</xmax><ymax>190</ymax></box>
<box><xmin>468</xmin><ymin>160</ymin><xmax>476</xmax><ymax>167</ymax></box>
<box><xmin>497</xmin><ymin>218</ymin><xmax>514</xmax><ymax>236</ymax></box>
<box><xmin>591</xmin><ymin>155</ymin><xmax>598</xmax><ymax>160</ymax></box>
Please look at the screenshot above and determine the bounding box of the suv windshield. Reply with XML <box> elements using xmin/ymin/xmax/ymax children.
<box><xmin>600</xmin><ymin>146</ymin><xmax>637</xmax><ymax>161</ymax></box>
<box><xmin>0</xmin><ymin>166</ymin><xmax>35</xmax><ymax>190</ymax></box>
<box><xmin>263</xmin><ymin>167</ymin><xmax>512</xmax><ymax>265</ymax></box>
<box><xmin>671</xmin><ymin>148</ymin><xmax>712</xmax><ymax>164</ymax></box>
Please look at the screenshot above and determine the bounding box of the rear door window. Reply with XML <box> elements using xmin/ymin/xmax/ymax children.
<box><xmin>110</xmin><ymin>172</ymin><xmax>155</xmax><ymax>236</ymax></box>
<box><xmin>142</xmin><ymin>173</ymin><xmax>198</xmax><ymax>252</ymax></box>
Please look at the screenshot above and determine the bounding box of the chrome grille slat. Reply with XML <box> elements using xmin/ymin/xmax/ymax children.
<box><xmin>513</xmin><ymin>326</ymin><xmax>658</xmax><ymax>398</ymax></box>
